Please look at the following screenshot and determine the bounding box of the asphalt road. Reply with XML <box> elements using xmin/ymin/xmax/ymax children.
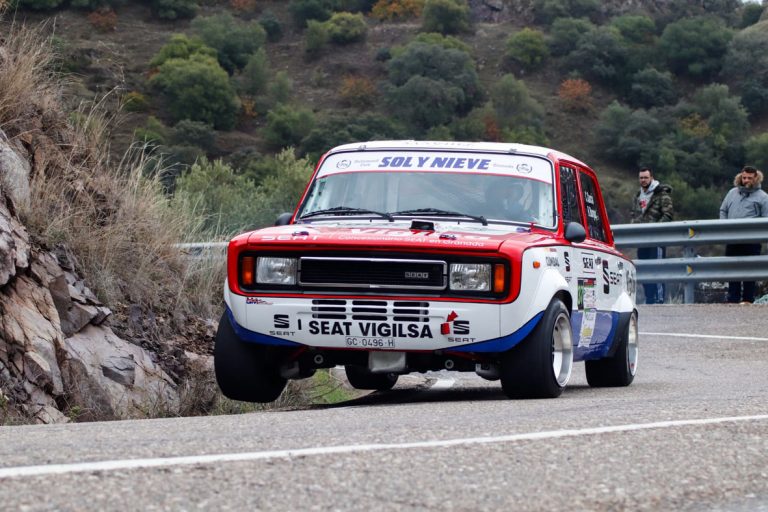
<box><xmin>1</xmin><ymin>304</ymin><xmax>767</xmax><ymax>511</ymax></box>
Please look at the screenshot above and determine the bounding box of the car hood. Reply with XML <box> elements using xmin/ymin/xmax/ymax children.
<box><xmin>247</xmin><ymin>220</ymin><xmax>551</xmax><ymax>252</ymax></box>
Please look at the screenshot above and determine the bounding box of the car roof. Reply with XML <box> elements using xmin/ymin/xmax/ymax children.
<box><xmin>325</xmin><ymin>140</ymin><xmax>588</xmax><ymax>168</ymax></box>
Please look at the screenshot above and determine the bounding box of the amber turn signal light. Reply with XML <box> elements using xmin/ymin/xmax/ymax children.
<box><xmin>241</xmin><ymin>256</ymin><xmax>255</xmax><ymax>286</ymax></box>
<box><xmin>493</xmin><ymin>264</ymin><xmax>505</xmax><ymax>293</ymax></box>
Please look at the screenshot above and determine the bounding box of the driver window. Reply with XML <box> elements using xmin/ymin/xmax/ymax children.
<box><xmin>559</xmin><ymin>166</ymin><xmax>583</xmax><ymax>225</ymax></box>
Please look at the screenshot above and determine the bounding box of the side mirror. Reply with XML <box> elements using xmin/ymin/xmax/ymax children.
<box><xmin>564</xmin><ymin>222</ymin><xmax>586</xmax><ymax>243</ymax></box>
<box><xmin>275</xmin><ymin>212</ymin><xmax>293</xmax><ymax>226</ymax></box>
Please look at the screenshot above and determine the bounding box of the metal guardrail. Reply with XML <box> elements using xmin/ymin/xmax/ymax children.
<box><xmin>612</xmin><ymin>218</ymin><xmax>768</xmax><ymax>303</ymax></box>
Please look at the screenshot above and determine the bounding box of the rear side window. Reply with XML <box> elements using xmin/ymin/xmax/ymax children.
<box><xmin>559</xmin><ymin>166</ymin><xmax>583</xmax><ymax>225</ymax></box>
<box><xmin>578</xmin><ymin>172</ymin><xmax>607</xmax><ymax>242</ymax></box>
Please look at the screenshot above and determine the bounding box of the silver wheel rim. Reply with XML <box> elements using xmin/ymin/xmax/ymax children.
<box><xmin>627</xmin><ymin>313</ymin><xmax>639</xmax><ymax>376</ymax></box>
<box><xmin>551</xmin><ymin>312</ymin><xmax>574</xmax><ymax>387</ymax></box>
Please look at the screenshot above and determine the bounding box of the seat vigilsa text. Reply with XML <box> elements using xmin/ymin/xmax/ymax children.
<box><xmin>215</xmin><ymin>141</ymin><xmax>639</xmax><ymax>402</ymax></box>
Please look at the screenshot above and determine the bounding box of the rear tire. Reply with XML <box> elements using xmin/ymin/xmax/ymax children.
<box><xmin>214</xmin><ymin>312</ymin><xmax>287</xmax><ymax>403</ymax></box>
<box><xmin>586</xmin><ymin>310</ymin><xmax>638</xmax><ymax>387</ymax></box>
<box><xmin>500</xmin><ymin>298</ymin><xmax>573</xmax><ymax>399</ymax></box>
<box><xmin>344</xmin><ymin>365</ymin><xmax>398</xmax><ymax>391</ymax></box>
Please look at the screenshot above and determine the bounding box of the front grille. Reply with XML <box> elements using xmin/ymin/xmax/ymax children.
<box><xmin>299</xmin><ymin>258</ymin><xmax>446</xmax><ymax>290</ymax></box>
<box><xmin>310</xmin><ymin>299</ymin><xmax>431</xmax><ymax>321</ymax></box>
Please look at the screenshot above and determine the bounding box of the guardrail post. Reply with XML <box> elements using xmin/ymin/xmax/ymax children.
<box><xmin>683</xmin><ymin>247</ymin><xmax>696</xmax><ymax>304</ymax></box>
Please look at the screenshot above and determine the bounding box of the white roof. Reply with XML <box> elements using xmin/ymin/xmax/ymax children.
<box><xmin>326</xmin><ymin>140</ymin><xmax>587</xmax><ymax>167</ymax></box>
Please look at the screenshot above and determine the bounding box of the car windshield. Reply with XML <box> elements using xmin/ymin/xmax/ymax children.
<box><xmin>297</xmin><ymin>151</ymin><xmax>556</xmax><ymax>227</ymax></box>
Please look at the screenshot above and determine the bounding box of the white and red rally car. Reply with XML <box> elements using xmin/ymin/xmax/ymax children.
<box><xmin>215</xmin><ymin>141</ymin><xmax>638</xmax><ymax>402</ymax></box>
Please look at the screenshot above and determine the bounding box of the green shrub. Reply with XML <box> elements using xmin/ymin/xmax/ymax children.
<box><xmin>741</xmin><ymin>3</ymin><xmax>764</xmax><ymax>28</ymax></box>
<box><xmin>387</xmin><ymin>75</ymin><xmax>464</xmax><ymax>130</ymax></box>
<box><xmin>134</xmin><ymin>116</ymin><xmax>170</xmax><ymax>146</ymax></box>
<box><xmin>268</xmin><ymin>71</ymin><xmax>294</xmax><ymax>105</ymax></box>
<box><xmin>123</xmin><ymin>91</ymin><xmax>150</xmax><ymax>112</ymax></box>
<box><xmin>628</xmin><ymin>68</ymin><xmax>677</xmax><ymax>109</ymax></box>
<box><xmin>191</xmin><ymin>13</ymin><xmax>267</xmax><ymax>73</ymax></box>
<box><xmin>595</xmin><ymin>102</ymin><xmax>666</xmax><ymax>166</ymax></box>
<box><xmin>723</xmin><ymin>28</ymin><xmax>768</xmax><ymax>84</ymax></box>
<box><xmin>259</xmin><ymin>10</ymin><xmax>284</xmax><ymax>42</ymax></box>
<box><xmin>263</xmin><ymin>104</ymin><xmax>316</xmax><ymax>149</ymax></box>
<box><xmin>305</xmin><ymin>19</ymin><xmax>330</xmax><ymax>56</ymax></box>
<box><xmin>566</xmin><ymin>26</ymin><xmax>629</xmax><ymax>86</ymax></box>
<box><xmin>250</xmin><ymin>149</ymin><xmax>315</xmax><ymax>228</ymax></box>
<box><xmin>150</xmin><ymin>34</ymin><xmax>216</xmax><ymax>68</ymax></box>
<box><xmin>174</xmin><ymin>158</ymin><xmax>261</xmax><ymax>233</ymax></box>
<box><xmin>533</xmin><ymin>0</ymin><xmax>599</xmax><ymax>26</ymax></box>
<box><xmin>289</xmin><ymin>0</ymin><xmax>333</xmax><ymax>28</ymax></box>
<box><xmin>490</xmin><ymin>75</ymin><xmax>544</xmax><ymax>130</ymax></box>
<box><xmin>740</xmin><ymin>79</ymin><xmax>768</xmax><ymax>118</ymax></box>
<box><xmin>299</xmin><ymin>112</ymin><xmax>405</xmax><ymax>160</ymax></box>
<box><xmin>150</xmin><ymin>54</ymin><xmax>240</xmax><ymax>130</ymax></box>
<box><xmin>326</xmin><ymin>12</ymin><xmax>368</xmax><ymax>44</ymax></box>
<box><xmin>421</xmin><ymin>0</ymin><xmax>470</xmax><ymax>35</ymax></box>
<box><xmin>610</xmin><ymin>14</ymin><xmax>656</xmax><ymax>45</ymax></box>
<box><xmin>548</xmin><ymin>17</ymin><xmax>595</xmax><ymax>56</ymax></box>
<box><xmin>150</xmin><ymin>0</ymin><xmax>198</xmax><ymax>20</ymax></box>
<box><xmin>659</xmin><ymin>16</ymin><xmax>733</xmax><ymax>78</ymax></box>
<box><xmin>412</xmin><ymin>32</ymin><xmax>471</xmax><ymax>53</ymax></box>
<box><xmin>745</xmin><ymin>132</ymin><xmax>768</xmax><ymax>172</ymax></box>
<box><xmin>238</xmin><ymin>49</ymin><xmax>270</xmax><ymax>96</ymax></box>
<box><xmin>387</xmin><ymin>41</ymin><xmax>481</xmax><ymax>113</ymax></box>
<box><xmin>506</xmin><ymin>28</ymin><xmax>549</xmax><ymax>71</ymax></box>
<box><xmin>170</xmin><ymin>120</ymin><xmax>216</xmax><ymax>152</ymax></box>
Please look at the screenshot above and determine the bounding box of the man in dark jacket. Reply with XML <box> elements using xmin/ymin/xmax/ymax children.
<box><xmin>719</xmin><ymin>166</ymin><xmax>768</xmax><ymax>303</ymax></box>
<box><xmin>631</xmin><ymin>168</ymin><xmax>674</xmax><ymax>304</ymax></box>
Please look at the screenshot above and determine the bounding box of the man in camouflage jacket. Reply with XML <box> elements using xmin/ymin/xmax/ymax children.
<box><xmin>631</xmin><ymin>168</ymin><xmax>674</xmax><ymax>304</ymax></box>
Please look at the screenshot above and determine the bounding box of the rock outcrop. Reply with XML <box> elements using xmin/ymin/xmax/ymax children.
<box><xmin>0</xmin><ymin>134</ymin><xmax>181</xmax><ymax>423</ymax></box>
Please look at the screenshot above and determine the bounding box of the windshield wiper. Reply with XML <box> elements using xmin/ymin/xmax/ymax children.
<box><xmin>392</xmin><ymin>208</ymin><xmax>487</xmax><ymax>226</ymax></box>
<box><xmin>299</xmin><ymin>206</ymin><xmax>394</xmax><ymax>222</ymax></box>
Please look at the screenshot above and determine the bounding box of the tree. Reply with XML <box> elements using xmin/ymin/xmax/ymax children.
<box><xmin>548</xmin><ymin>17</ymin><xmax>595</xmax><ymax>56</ymax></box>
<box><xmin>387</xmin><ymin>75</ymin><xmax>464</xmax><ymax>130</ymax></box>
<box><xmin>387</xmin><ymin>41</ymin><xmax>481</xmax><ymax>113</ymax></box>
<box><xmin>149</xmin><ymin>0</ymin><xmax>198</xmax><ymax>19</ymax></box>
<box><xmin>745</xmin><ymin>132</ymin><xmax>768</xmax><ymax>172</ymax></box>
<box><xmin>150</xmin><ymin>34</ymin><xmax>216</xmax><ymax>68</ymax></box>
<box><xmin>263</xmin><ymin>105</ymin><xmax>316</xmax><ymax>149</ymax></box>
<box><xmin>566</xmin><ymin>27</ymin><xmax>629</xmax><ymax>86</ymax></box>
<box><xmin>506</xmin><ymin>28</ymin><xmax>549</xmax><ymax>71</ymax></box>
<box><xmin>740</xmin><ymin>3</ymin><xmax>764</xmax><ymax>28</ymax></box>
<box><xmin>559</xmin><ymin>78</ymin><xmax>592</xmax><ymax>111</ymax></box>
<box><xmin>533</xmin><ymin>0</ymin><xmax>599</xmax><ymax>26</ymax></box>
<box><xmin>326</xmin><ymin>12</ymin><xmax>368</xmax><ymax>44</ymax></box>
<box><xmin>371</xmin><ymin>0</ymin><xmax>425</xmax><ymax>21</ymax></box>
<box><xmin>595</xmin><ymin>102</ymin><xmax>666</xmax><ymax>166</ymax></box>
<box><xmin>150</xmin><ymin>54</ymin><xmax>240</xmax><ymax>130</ymax></box>
<box><xmin>289</xmin><ymin>0</ymin><xmax>333</xmax><ymax>28</ymax></box>
<box><xmin>610</xmin><ymin>14</ymin><xmax>656</xmax><ymax>45</ymax></box>
<box><xmin>191</xmin><ymin>13</ymin><xmax>267</xmax><ymax>73</ymax></box>
<box><xmin>490</xmin><ymin>75</ymin><xmax>544</xmax><ymax>129</ymax></box>
<box><xmin>421</xmin><ymin>0</ymin><xmax>470</xmax><ymax>35</ymax></box>
<box><xmin>628</xmin><ymin>67</ymin><xmax>677</xmax><ymax>109</ymax></box>
<box><xmin>659</xmin><ymin>16</ymin><xmax>733</xmax><ymax>79</ymax></box>
<box><xmin>238</xmin><ymin>49</ymin><xmax>270</xmax><ymax>96</ymax></box>
<box><xmin>250</xmin><ymin>149</ymin><xmax>315</xmax><ymax>228</ymax></box>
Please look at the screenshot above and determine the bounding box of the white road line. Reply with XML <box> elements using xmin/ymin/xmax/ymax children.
<box><xmin>1</xmin><ymin>414</ymin><xmax>767</xmax><ymax>479</ymax></box>
<box><xmin>641</xmin><ymin>331</ymin><xmax>768</xmax><ymax>342</ymax></box>
<box><xmin>430</xmin><ymin>378</ymin><xmax>456</xmax><ymax>390</ymax></box>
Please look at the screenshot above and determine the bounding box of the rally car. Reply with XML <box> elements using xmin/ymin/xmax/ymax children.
<box><xmin>215</xmin><ymin>141</ymin><xmax>638</xmax><ymax>402</ymax></box>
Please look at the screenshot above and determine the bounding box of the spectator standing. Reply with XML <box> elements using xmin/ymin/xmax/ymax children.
<box><xmin>630</xmin><ymin>168</ymin><xmax>674</xmax><ymax>304</ymax></box>
<box><xmin>719</xmin><ymin>166</ymin><xmax>768</xmax><ymax>304</ymax></box>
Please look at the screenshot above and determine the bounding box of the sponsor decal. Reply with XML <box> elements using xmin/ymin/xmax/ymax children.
<box><xmin>579</xmin><ymin>310</ymin><xmax>596</xmax><ymax>347</ymax></box>
<box><xmin>626</xmin><ymin>269</ymin><xmax>637</xmax><ymax>296</ymax></box>
<box><xmin>545</xmin><ymin>248</ymin><xmax>560</xmax><ymax>267</ymax></box>
<box><xmin>378</xmin><ymin>155</ymin><xmax>491</xmax><ymax>171</ymax></box>
<box><xmin>440</xmin><ymin>311</ymin><xmax>470</xmax><ymax>335</ymax></box>
<box><xmin>246</xmin><ymin>297</ymin><xmax>273</xmax><ymax>305</ymax></box>
<box><xmin>516</xmin><ymin>163</ymin><xmax>533</xmax><ymax>174</ymax></box>
<box><xmin>336</xmin><ymin>159</ymin><xmax>351</xmax><ymax>169</ymax></box>
<box><xmin>564</xmin><ymin>251</ymin><xmax>571</xmax><ymax>272</ymax></box>
<box><xmin>302</xmin><ymin>319</ymin><xmax>434</xmax><ymax>339</ymax></box>
<box><xmin>602</xmin><ymin>259</ymin><xmax>610</xmax><ymax>294</ymax></box>
<box><xmin>581</xmin><ymin>252</ymin><xmax>596</xmax><ymax>274</ymax></box>
<box><xmin>577</xmin><ymin>278</ymin><xmax>597</xmax><ymax>310</ymax></box>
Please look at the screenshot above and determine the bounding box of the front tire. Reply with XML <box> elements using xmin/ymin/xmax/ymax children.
<box><xmin>344</xmin><ymin>365</ymin><xmax>398</xmax><ymax>391</ymax></box>
<box><xmin>500</xmin><ymin>298</ymin><xmax>574</xmax><ymax>399</ymax></box>
<box><xmin>214</xmin><ymin>312</ymin><xmax>287</xmax><ymax>403</ymax></box>
<box><xmin>586</xmin><ymin>310</ymin><xmax>638</xmax><ymax>387</ymax></box>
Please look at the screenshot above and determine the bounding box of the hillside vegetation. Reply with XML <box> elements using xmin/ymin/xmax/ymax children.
<box><xmin>6</xmin><ymin>0</ymin><xmax>768</xmax><ymax>228</ymax></box>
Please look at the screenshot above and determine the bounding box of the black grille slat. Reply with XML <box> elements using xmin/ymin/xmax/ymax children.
<box><xmin>300</xmin><ymin>258</ymin><xmax>445</xmax><ymax>289</ymax></box>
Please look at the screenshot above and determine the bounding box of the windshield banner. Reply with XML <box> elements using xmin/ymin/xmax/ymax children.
<box><xmin>319</xmin><ymin>151</ymin><xmax>553</xmax><ymax>183</ymax></box>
